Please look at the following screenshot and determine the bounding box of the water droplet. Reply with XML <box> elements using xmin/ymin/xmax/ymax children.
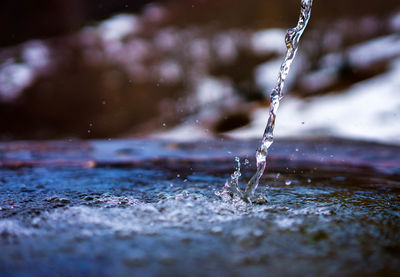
<box><xmin>295</xmin><ymin>148</ymin><xmax>299</xmax><ymax>152</ymax></box>
<box><xmin>307</xmin><ymin>178</ymin><xmax>312</xmax><ymax>183</ymax></box>
<box><xmin>285</xmin><ymin>180</ymin><xmax>292</xmax><ymax>186</ymax></box>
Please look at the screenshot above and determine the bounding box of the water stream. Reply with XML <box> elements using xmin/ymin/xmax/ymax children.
<box><xmin>224</xmin><ymin>0</ymin><xmax>314</xmax><ymax>202</ymax></box>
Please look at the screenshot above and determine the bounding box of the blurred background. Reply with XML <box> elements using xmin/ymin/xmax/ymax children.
<box><xmin>0</xmin><ymin>0</ymin><xmax>399</xmax><ymax>144</ymax></box>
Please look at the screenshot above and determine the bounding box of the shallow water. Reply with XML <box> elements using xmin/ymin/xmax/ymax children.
<box><xmin>0</xmin><ymin>165</ymin><xmax>399</xmax><ymax>277</ymax></box>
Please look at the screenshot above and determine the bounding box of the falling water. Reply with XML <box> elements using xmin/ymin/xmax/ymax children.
<box><xmin>223</xmin><ymin>0</ymin><xmax>313</xmax><ymax>203</ymax></box>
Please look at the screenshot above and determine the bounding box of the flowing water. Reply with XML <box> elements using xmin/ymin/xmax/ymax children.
<box><xmin>0</xmin><ymin>165</ymin><xmax>399</xmax><ymax>277</ymax></box>
<box><xmin>224</xmin><ymin>0</ymin><xmax>314</xmax><ymax>202</ymax></box>
<box><xmin>1</xmin><ymin>138</ymin><xmax>399</xmax><ymax>276</ymax></box>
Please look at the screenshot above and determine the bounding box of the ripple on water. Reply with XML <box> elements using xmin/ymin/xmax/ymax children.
<box><xmin>0</xmin><ymin>166</ymin><xmax>399</xmax><ymax>276</ymax></box>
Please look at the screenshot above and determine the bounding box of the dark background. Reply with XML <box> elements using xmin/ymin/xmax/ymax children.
<box><xmin>1</xmin><ymin>0</ymin><xmax>399</xmax><ymax>140</ymax></box>
<box><xmin>1</xmin><ymin>0</ymin><xmax>157</xmax><ymax>47</ymax></box>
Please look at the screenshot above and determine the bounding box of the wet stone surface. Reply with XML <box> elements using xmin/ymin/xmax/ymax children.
<box><xmin>0</xmin><ymin>139</ymin><xmax>399</xmax><ymax>276</ymax></box>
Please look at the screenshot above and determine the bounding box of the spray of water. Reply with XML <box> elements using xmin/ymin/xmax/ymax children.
<box><xmin>223</xmin><ymin>0</ymin><xmax>313</xmax><ymax>203</ymax></box>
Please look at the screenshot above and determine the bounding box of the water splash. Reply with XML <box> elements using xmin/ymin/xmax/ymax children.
<box><xmin>220</xmin><ymin>157</ymin><xmax>244</xmax><ymax>200</ymax></box>
<box><xmin>223</xmin><ymin>0</ymin><xmax>313</xmax><ymax>203</ymax></box>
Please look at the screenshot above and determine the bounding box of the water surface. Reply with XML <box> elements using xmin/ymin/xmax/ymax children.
<box><xmin>1</xmin><ymin>163</ymin><xmax>399</xmax><ymax>276</ymax></box>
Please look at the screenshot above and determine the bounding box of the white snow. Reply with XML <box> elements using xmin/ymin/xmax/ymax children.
<box><xmin>99</xmin><ymin>14</ymin><xmax>140</xmax><ymax>42</ymax></box>
<box><xmin>348</xmin><ymin>34</ymin><xmax>400</xmax><ymax>67</ymax></box>
<box><xmin>390</xmin><ymin>11</ymin><xmax>400</xmax><ymax>31</ymax></box>
<box><xmin>213</xmin><ymin>33</ymin><xmax>238</xmax><ymax>63</ymax></box>
<box><xmin>251</xmin><ymin>29</ymin><xmax>286</xmax><ymax>55</ymax></box>
<box><xmin>0</xmin><ymin>62</ymin><xmax>34</xmax><ymax>101</ymax></box>
<box><xmin>22</xmin><ymin>40</ymin><xmax>50</xmax><ymax>70</ymax></box>
<box><xmin>195</xmin><ymin>77</ymin><xmax>234</xmax><ymax>106</ymax></box>
<box><xmin>158</xmin><ymin>60</ymin><xmax>182</xmax><ymax>84</ymax></box>
<box><xmin>254</xmin><ymin>58</ymin><xmax>282</xmax><ymax>93</ymax></box>
<box><xmin>228</xmin><ymin>56</ymin><xmax>400</xmax><ymax>145</ymax></box>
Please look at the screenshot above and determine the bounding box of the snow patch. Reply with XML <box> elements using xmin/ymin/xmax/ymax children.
<box><xmin>251</xmin><ymin>29</ymin><xmax>286</xmax><ymax>55</ymax></box>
